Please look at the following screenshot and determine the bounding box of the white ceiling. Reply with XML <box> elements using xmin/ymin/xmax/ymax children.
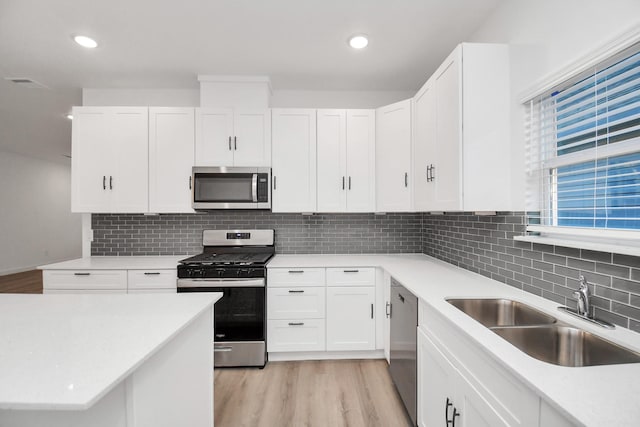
<box><xmin>0</xmin><ymin>0</ymin><xmax>503</xmax><ymax>162</ymax></box>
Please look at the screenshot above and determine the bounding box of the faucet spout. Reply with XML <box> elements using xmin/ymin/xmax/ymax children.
<box><xmin>574</xmin><ymin>275</ymin><xmax>591</xmax><ymax>318</ymax></box>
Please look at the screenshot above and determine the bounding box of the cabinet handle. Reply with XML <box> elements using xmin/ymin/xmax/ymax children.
<box><xmin>288</xmin><ymin>322</ymin><xmax>304</xmax><ymax>326</ymax></box>
<box><xmin>371</xmin><ymin>303</ymin><xmax>374</xmax><ymax>319</ymax></box>
<box><xmin>189</xmin><ymin>176</ymin><xmax>192</xmax><ymax>190</ymax></box>
<box><xmin>103</xmin><ymin>175</ymin><xmax>106</xmax><ymax>190</ymax></box>
<box><xmin>288</xmin><ymin>290</ymin><xmax>304</xmax><ymax>293</ymax></box>
<box><xmin>445</xmin><ymin>397</ymin><xmax>453</xmax><ymax>425</ymax></box>
<box><xmin>273</xmin><ymin>176</ymin><xmax>277</xmax><ymax>190</ymax></box>
<box><xmin>348</xmin><ymin>176</ymin><xmax>352</xmax><ymax>190</ymax></box>
<box><xmin>342</xmin><ymin>176</ymin><xmax>345</xmax><ymax>190</ymax></box>
<box><xmin>343</xmin><ymin>269</ymin><xmax>359</xmax><ymax>273</ymax></box>
<box><xmin>74</xmin><ymin>272</ymin><xmax>90</xmax><ymax>276</ymax></box>
<box><xmin>228</xmin><ymin>136</ymin><xmax>232</xmax><ymax>151</ymax></box>
<box><xmin>426</xmin><ymin>165</ymin><xmax>431</xmax><ymax>182</ymax></box>
<box><xmin>386</xmin><ymin>301</ymin><xmax>391</xmax><ymax>318</ymax></box>
<box><xmin>452</xmin><ymin>408</ymin><xmax>460</xmax><ymax>427</ymax></box>
<box><xmin>144</xmin><ymin>272</ymin><xmax>161</xmax><ymax>275</ymax></box>
<box><xmin>234</xmin><ymin>136</ymin><xmax>237</xmax><ymax>150</ymax></box>
<box><xmin>109</xmin><ymin>176</ymin><xmax>113</xmax><ymax>190</ymax></box>
<box><xmin>404</xmin><ymin>172</ymin><xmax>408</xmax><ymax>187</ymax></box>
<box><xmin>288</xmin><ymin>270</ymin><xmax>304</xmax><ymax>274</ymax></box>
<box><xmin>431</xmin><ymin>165</ymin><xmax>435</xmax><ymax>181</ymax></box>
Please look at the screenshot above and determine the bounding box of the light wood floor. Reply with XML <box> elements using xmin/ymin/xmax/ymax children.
<box><xmin>0</xmin><ymin>270</ymin><xmax>43</xmax><ymax>293</ymax></box>
<box><xmin>214</xmin><ymin>359</ymin><xmax>413</xmax><ymax>427</ymax></box>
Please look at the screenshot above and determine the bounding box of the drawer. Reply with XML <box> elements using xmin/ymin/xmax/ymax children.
<box><xmin>326</xmin><ymin>267</ymin><xmax>375</xmax><ymax>286</ymax></box>
<box><xmin>267</xmin><ymin>319</ymin><xmax>326</xmax><ymax>352</ymax></box>
<box><xmin>128</xmin><ymin>288</ymin><xmax>177</xmax><ymax>294</ymax></box>
<box><xmin>44</xmin><ymin>289</ymin><xmax>126</xmax><ymax>294</ymax></box>
<box><xmin>43</xmin><ymin>270</ymin><xmax>127</xmax><ymax>291</ymax></box>
<box><xmin>268</xmin><ymin>268</ymin><xmax>325</xmax><ymax>287</ymax></box>
<box><xmin>127</xmin><ymin>269</ymin><xmax>177</xmax><ymax>290</ymax></box>
<box><xmin>268</xmin><ymin>287</ymin><xmax>325</xmax><ymax>319</ymax></box>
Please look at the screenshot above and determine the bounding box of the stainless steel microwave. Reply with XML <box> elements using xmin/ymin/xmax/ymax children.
<box><xmin>192</xmin><ymin>167</ymin><xmax>271</xmax><ymax>210</ymax></box>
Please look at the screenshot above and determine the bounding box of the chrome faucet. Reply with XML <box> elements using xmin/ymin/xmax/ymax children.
<box><xmin>574</xmin><ymin>275</ymin><xmax>591</xmax><ymax>318</ymax></box>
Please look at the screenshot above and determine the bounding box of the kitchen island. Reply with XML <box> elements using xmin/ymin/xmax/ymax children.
<box><xmin>0</xmin><ymin>292</ymin><xmax>221</xmax><ymax>427</ymax></box>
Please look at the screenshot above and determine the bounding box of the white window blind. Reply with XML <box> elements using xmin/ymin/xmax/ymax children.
<box><xmin>524</xmin><ymin>43</ymin><xmax>640</xmax><ymax>236</ymax></box>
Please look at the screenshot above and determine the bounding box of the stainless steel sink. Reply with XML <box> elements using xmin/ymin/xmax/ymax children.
<box><xmin>447</xmin><ymin>298</ymin><xmax>557</xmax><ymax>327</ymax></box>
<box><xmin>492</xmin><ymin>325</ymin><xmax>640</xmax><ymax>367</ymax></box>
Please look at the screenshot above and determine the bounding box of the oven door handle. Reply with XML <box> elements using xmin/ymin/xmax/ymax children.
<box><xmin>177</xmin><ymin>278</ymin><xmax>265</xmax><ymax>288</ymax></box>
<box><xmin>252</xmin><ymin>173</ymin><xmax>258</xmax><ymax>202</ymax></box>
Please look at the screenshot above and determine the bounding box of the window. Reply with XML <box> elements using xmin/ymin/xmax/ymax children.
<box><xmin>525</xmin><ymin>44</ymin><xmax>640</xmax><ymax>236</ymax></box>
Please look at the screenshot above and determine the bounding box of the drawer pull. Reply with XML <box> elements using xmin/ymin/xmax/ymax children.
<box><xmin>288</xmin><ymin>322</ymin><xmax>304</xmax><ymax>326</ymax></box>
<box><xmin>74</xmin><ymin>272</ymin><xmax>90</xmax><ymax>276</ymax></box>
<box><xmin>343</xmin><ymin>269</ymin><xmax>359</xmax><ymax>273</ymax></box>
<box><xmin>144</xmin><ymin>272</ymin><xmax>161</xmax><ymax>275</ymax></box>
<box><xmin>288</xmin><ymin>270</ymin><xmax>304</xmax><ymax>274</ymax></box>
<box><xmin>288</xmin><ymin>290</ymin><xmax>305</xmax><ymax>293</ymax></box>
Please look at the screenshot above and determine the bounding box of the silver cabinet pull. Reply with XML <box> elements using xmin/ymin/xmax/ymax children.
<box><xmin>189</xmin><ymin>176</ymin><xmax>192</xmax><ymax>190</ymax></box>
<box><xmin>342</xmin><ymin>176</ymin><xmax>345</xmax><ymax>190</ymax></box>
<box><xmin>74</xmin><ymin>272</ymin><xmax>90</xmax><ymax>276</ymax></box>
<box><xmin>431</xmin><ymin>165</ymin><xmax>435</xmax><ymax>181</ymax></box>
<box><xmin>234</xmin><ymin>136</ymin><xmax>237</xmax><ymax>150</ymax></box>
<box><xmin>109</xmin><ymin>176</ymin><xmax>113</xmax><ymax>190</ymax></box>
<box><xmin>348</xmin><ymin>176</ymin><xmax>352</xmax><ymax>190</ymax></box>
<box><xmin>103</xmin><ymin>176</ymin><xmax>106</xmax><ymax>190</ymax></box>
<box><xmin>273</xmin><ymin>176</ymin><xmax>277</xmax><ymax>190</ymax></box>
<box><xmin>288</xmin><ymin>270</ymin><xmax>304</xmax><ymax>274</ymax></box>
<box><xmin>386</xmin><ymin>301</ymin><xmax>391</xmax><ymax>318</ymax></box>
<box><xmin>343</xmin><ymin>269</ymin><xmax>359</xmax><ymax>273</ymax></box>
<box><xmin>288</xmin><ymin>290</ymin><xmax>304</xmax><ymax>293</ymax></box>
<box><xmin>144</xmin><ymin>272</ymin><xmax>160</xmax><ymax>275</ymax></box>
<box><xmin>404</xmin><ymin>172</ymin><xmax>408</xmax><ymax>187</ymax></box>
<box><xmin>371</xmin><ymin>303</ymin><xmax>374</xmax><ymax>319</ymax></box>
<box><xmin>228</xmin><ymin>136</ymin><xmax>232</xmax><ymax>151</ymax></box>
<box><xmin>288</xmin><ymin>322</ymin><xmax>304</xmax><ymax>326</ymax></box>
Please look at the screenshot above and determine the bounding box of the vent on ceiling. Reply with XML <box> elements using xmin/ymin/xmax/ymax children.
<box><xmin>4</xmin><ymin>77</ymin><xmax>48</xmax><ymax>89</ymax></box>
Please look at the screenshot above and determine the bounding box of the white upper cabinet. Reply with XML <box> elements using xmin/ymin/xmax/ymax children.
<box><xmin>195</xmin><ymin>108</ymin><xmax>271</xmax><ymax>167</ymax></box>
<box><xmin>72</xmin><ymin>106</ymin><xmax>149</xmax><ymax>213</ymax></box>
<box><xmin>412</xmin><ymin>43</ymin><xmax>511</xmax><ymax>212</ymax></box>
<box><xmin>317</xmin><ymin>109</ymin><xmax>375</xmax><ymax>212</ymax></box>
<box><xmin>271</xmin><ymin>109</ymin><xmax>317</xmax><ymax>213</ymax></box>
<box><xmin>375</xmin><ymin>99</ymin><xmax>412</xmax><ymax>212</ymax></box>
<box><xmin>148</xmin><ymin>108</ymin><xmax>195</xmax><ymax>213</ymax></box>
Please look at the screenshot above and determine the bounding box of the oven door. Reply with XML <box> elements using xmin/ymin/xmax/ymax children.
<box><xmin>177</xmin><ymin>278</ymin><xmax>266</xmax><ymax>367</ymax></box>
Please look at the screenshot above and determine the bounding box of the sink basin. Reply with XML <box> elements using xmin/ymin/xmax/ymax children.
<box><xmin>447</xmin><ymin>298</ymin><xmax>557</xmax><ymax>327</ymax></box>
<box><xmin>492</xmin><ymin>325</ymin><xmax>640</xmax><ymax>367</ymax></box>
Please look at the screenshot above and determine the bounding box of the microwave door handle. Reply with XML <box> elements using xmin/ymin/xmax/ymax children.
<box><xmin>252</xmin><ymin>174</ymin><xmax>258</xmax><ymax>202</ymax></box>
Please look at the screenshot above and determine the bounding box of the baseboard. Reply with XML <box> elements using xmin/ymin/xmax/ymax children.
<box><xmin>0</xmin><ymin>265</ymin><xmax>40</xmax><ymax>276</ymax></box>
<box><xmin>268</xmin><ymin>350</ymin><xmax>385</xmax><ymax>362</ymax></box>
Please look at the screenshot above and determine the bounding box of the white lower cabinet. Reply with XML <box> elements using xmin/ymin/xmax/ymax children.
<box><xmin>326</xmin><ymin>286</ymin><xmax>375</xmax><ymax>351</ymax></box>
<box><xmin>43</xmin><ymin>269</ymin><xmax>177</xmax><ymax>293</ymax></box>
<box><xmin>267</xmin><ymin>286</ymin><xmax>325</xmax><ymax>319</ymax></box>
<box><xmin>418</xmin><ymin>327</ymin><xmax>509</xmax><ymax>427</ymax></box>
<box><xmin>267</xmin><ymin>319</ymin><xmax>326</xmax><ymax>352</ymax></box>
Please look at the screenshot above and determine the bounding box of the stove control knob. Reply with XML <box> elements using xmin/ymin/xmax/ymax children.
<box><xmin>216</xmin><ymin>269</ymin><xmax>225</xmax><ymax>277</ymax></box>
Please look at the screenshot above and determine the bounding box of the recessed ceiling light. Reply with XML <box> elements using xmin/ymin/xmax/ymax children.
<box><xmin>348</xmin><ymin>34</ymin><xmax>368</xmax><ymax>49</ymax></box>
<box><xmin>66</xmin><ymin>114</ymin><xmax>73</xmax><ymax>120</ymax></box>
<box><xmin>73</xmin><ymin>35</ymin><xmax>98</xmax><ymax>49</ymax></box>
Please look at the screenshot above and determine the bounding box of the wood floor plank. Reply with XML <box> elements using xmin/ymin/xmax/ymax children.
<box><xmin>214</xmin><ymin>359</ymin><xmax>413</xmax><ymax>427</ymax></box>
<box><xmin>0</xmin><ymin>270</ymin><xmax>43</xmax><ymax>293</ymax></box>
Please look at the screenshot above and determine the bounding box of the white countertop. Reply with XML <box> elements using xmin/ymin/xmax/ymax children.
<box><xmin>268</xmin><ymin>254</ymin><xmax>640</xmax><ymax>427</ymax></box>
<box><xmin>38</xmin><ymin>256</ymin><xmax>186</xmax><ymax>270</ymax></box>
<box><xmin>0</xmin><ymin>293</ymin><xmax>221</xmax><ymax>410</ymax></box>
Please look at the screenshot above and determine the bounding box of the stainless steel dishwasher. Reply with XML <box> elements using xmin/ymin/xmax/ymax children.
<box><xmin>389</xmin><ymin>278</ymin><xmax>418</xmax><ymax>426</ymax></box>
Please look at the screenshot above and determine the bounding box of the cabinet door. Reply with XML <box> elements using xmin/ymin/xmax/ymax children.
<box><xmin>346</xmin><ymin>110</ymin><xmax>375</xmax><ymax>212</ymax></box>
<box><xmin>233</xmin><ymin>109</ymin><xmax>271</xmax><ymax>167</ymax></box>
<box><xmin>418</xmin><ymin>328</ymin><xmax>457</xmax><ymax>427</ymax></box>
<box><xmin>317</xmin><ymin>109</ymin><xmax>347</xmax><ymax>212</ymax></box>
<box><xmin>434</xmin><ymin>48</ymin><xmax>462</xmax><ymax>211</ymax></box>
<box><xmin>195</xmin><ymin>108</ymin><xmax>234</xmax><ymax>166</ymax></box>
<box><xmin>149</xmin><ymin>108</ymin><xmax>195</xmax><ymax>213</ymax></box>
<box><xmin>456</xmin><ymin>377</ymin><xmax>510</xmax><ymax>427</ymax></box>
<box><xmin>271</xmin><ymin>109</ymin><xmax>317</xmax><ymax>212</ymax></box>
<box><xmin>412</xmin><ymin>81</ymin><xmax>437</xmax><ymax>211</ymax></box>
<box><xmin>71</xmin><ymin>107</ymin><xmax>112</xmax><ymax>212</ymax></box>
<box><xmin>110</xmin><ymin>107</ymin><xmax>149</xmax><ymax>213</ymax></box>
<box><xmin>375</xmin><ymin>99</ymin><xmax>412</xmax><ymax>212</ymax></box>
<box><xmin>326</xmin><ymin>286</ymin><xmax>375</xmax><ymax>351</ymax></box>
<box><xmin>267</xmin><ymin>287</ymin><xmax>325</xmax><ymax>319</ymax></box>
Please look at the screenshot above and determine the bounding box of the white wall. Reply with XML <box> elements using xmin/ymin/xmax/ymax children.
<box><xmin>271</xmin><ymin>90</ymin><xmax>414</xmax><ymax>108</ymax></box>
<box><xmin>82</xmin><ymin>89</ymin><xmax>200</xmax><ymax>107</ymax></box>
<box><xmin>0</xmin><ymin>151</ymin><xmax>82</xmax><ymax>274</ymax></box>
<box><xmin>469</xmin><ymin>0</ymin><xmax>640</xmax><ymax>210</ymax></box>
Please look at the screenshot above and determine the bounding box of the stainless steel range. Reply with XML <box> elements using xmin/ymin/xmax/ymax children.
<box><xmin>177</xmin><ymin>229</ymin><xmax>274</xmax><ymax>368</ymax></box>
